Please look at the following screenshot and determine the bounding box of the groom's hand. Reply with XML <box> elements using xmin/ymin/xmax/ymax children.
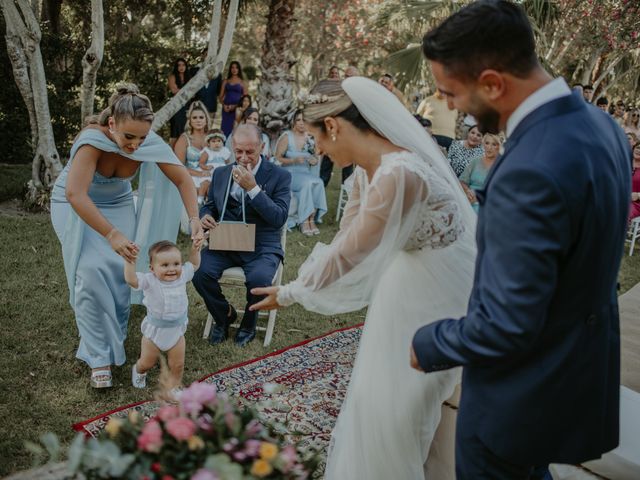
<box><xmin>410</xmin><ymin>345</ymin><xmax>423</xmax><ymax>372</ymax></box>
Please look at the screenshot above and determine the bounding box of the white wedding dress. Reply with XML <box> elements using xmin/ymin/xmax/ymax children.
<box><xmin>278</xmin><ymin>78</ymin><xmax>477</xmax><ymax>479</ymax></box>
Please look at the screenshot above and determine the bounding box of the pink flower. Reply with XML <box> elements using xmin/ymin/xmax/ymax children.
<box><xmin>224</xmin><ymin>411</ymin><xmax>237</xmax><ymax>430</ymax></box>
<box><xmin>196</xmin><ymin>413</ymin><xmax>214</xmax><ymax>432</ymax></box>
<box><xmin>157</xmin><ymin>405</ymin><xmax>180</xmax><ymax>422</ymax></box>
<box><xmin>165</xmin><ymin>417</ymin><xmax>197</xmax><ymax>441</ymax></box>
<box><xmin>191</xmin><ymin>469</ymin><xmax>219</xmax><ymax>480</ymax></box>
<box><xmin>280</xmin><ymin>444</ymin><xmax>299</xmax><ymax>472</ymax></box>
<box><xmin>137</xmin><ymin>420</ymin><xmax>163</xmax><ymax>453</ymax></box>
<box><xmin>180</xmin><ymin>382</ymin><xmax>217</xmax><ymax>416</ymax></box>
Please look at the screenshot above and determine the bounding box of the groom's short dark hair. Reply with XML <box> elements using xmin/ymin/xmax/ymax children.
<box><xmin>422</xmin><ymin>0</ymin><xmax>538</xmax><ymax>81</ymax></box>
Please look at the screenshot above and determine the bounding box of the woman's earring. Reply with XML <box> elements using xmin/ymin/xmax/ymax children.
<box><xmin>331</xmin><ymin>134</ymin><xmax>337</xmax><ymax>142</ymax></box>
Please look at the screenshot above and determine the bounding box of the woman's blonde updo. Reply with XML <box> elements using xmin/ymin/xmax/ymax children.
<box><xmin>302</xmin><ymin>79</ymin><xmax>373</xmax><ymax>133</ymax></box>
<box><xmin>94</xmin><ymin>83</ymin><xmax>154</xmax><ymax>126</ymax></box>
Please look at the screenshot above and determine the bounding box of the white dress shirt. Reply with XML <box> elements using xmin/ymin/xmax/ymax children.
<box><xmin>230</xmin><ymin>158</ymin><xmax>262</xmax><ymax>201</ymax></box>
<box><xmin>506</xmin><ymin>77</ymin><xmax>572</xmax><ymax>138</ymax></box>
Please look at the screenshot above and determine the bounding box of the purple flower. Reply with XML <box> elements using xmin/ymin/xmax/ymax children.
<box><xmin>280</xmin><ymin>444</ymin><xmax>299</xmax><ymax>472</ymax></box>
<box><xmin>232</xmin><ymin>451</ymin><xmax>247</xmax><ymax>462</ymax></box>
<box><xmin>244</xmin><ymin>419</ymin><xmax>263</xmax><ymax>437</ymax></box>
<box><xmin>180</xmin><ymin>382</ymin><xmax>217</xmax><ymax>416</ymax></box>
<box><xmin>191</xmin><ymin>469</ymin><xmax>219</xmax><ymax>480</ymax></box>
<box><xmin>222</xmin><ymin>438</ymin><xmax>239</xmax><ymax>453</ymax></box>
<box><xmin>224</xmin><ymin>411</ymin><xmax>236</xmax><ymax>430</ymax></box>
<box><xmin>244</xmin><ymin>439</ymin><xmax>262</xmax><ymax>457</ymax></box>
<box><xmin>196</xmin><ymin>413</ymin><xmax>214</xmax><ymax>432</ymax></box>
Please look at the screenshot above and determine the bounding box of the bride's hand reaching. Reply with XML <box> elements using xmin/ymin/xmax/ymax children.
<box><xmin>249</xmin><ymin>286</ymin><xmax>281</xmax><ymax>311</ymax></box>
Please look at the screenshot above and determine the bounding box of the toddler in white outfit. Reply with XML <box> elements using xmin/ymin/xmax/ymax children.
<box><xmin>124</xmin><ymin>239</ymin><xmax>202</xmax><ymax>390</ymax></box>
<box><xmin>199</xmin><ymin>130</ymin><xmax>231</xmax><ymax>173</ymax></box>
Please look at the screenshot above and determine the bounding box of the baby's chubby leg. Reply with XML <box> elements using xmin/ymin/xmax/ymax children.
<box><xmin>167</xmin><ymin>336</ymin><xmax>186</xmax><ymax>388</ymax></box>
<box><xmin>137</xmin><ymin>337</ymin><xmax>161</xmax><ymax>373</ymax></box>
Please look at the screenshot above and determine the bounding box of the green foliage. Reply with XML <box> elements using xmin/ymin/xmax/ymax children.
<box><xmin>0</xmin><ymin>164</ymin><xmax>31</xmax><ymax>202</ymax></box>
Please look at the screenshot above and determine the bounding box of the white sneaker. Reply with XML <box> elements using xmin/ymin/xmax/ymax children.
<box><xmin>131</xmin><ymin>363</ymin><xmax>147</xmax><ymax>389</ymax></box>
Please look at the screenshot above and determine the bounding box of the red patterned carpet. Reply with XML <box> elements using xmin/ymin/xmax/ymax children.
<box><xmin>73</xmin><ymin>324</ymin><xmax>363</xmax><ymax>456</ymax></box>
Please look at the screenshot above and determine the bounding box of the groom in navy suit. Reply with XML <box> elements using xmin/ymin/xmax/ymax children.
<box><xmin>411</xmin><ymin>1</ymin><xmax>631</xmax><ymax>479</ymax></box>
<box><xmin>193</xmin><ymin>124</ymin><xmax>291</xmax><ymax>347</ymax></box>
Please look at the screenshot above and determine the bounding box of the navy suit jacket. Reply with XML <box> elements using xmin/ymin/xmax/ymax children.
<box><xmin>200</xmin><ymin>158</ymin><xmax>291</xmax><ymax>258</ymax></box>
<box><xmin>413</xmin><ymin>91</ymin><xmax>631</xmax><ymax>465</ymax></box>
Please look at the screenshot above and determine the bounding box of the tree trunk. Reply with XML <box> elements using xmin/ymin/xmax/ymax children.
<box><xmin>2</xmin><ymin>0</ymin><xmax>63</xmax><ymax>197</ymax></box>
<box><xmin>80</xmin><ymin>0</ymin><xmax>104</xmax><ymax>125</ymax></box>
<box><xmin>592</xmin><ymin>54</ymin><xmax>623</xmax><ymax>92</ymax></box>
<box><xmin>579</xmin><ymin>47</ymin><xmax>603</xmax><ymax>86</ymax></box>
<box><xmin>151</xmin><ymin>0</ymin><xmax>239</xmax><ymax>132</ymax></box>
<box><xmin>257</xmin><ymin>0</ymin><xmax>297</xmax><ymax>140</ymax></box>
<box><xmin>41</xmin><ymin>0</ymin><xmax>61</xmax><ymax>34</ymax></box>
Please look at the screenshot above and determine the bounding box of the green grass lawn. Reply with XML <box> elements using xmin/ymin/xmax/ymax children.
<box><xmin>0</xmin><ymin>169</ymin><xmax>639</xmax><ymax>476</ymax></box>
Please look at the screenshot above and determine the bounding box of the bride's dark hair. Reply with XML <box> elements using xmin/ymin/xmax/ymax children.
<box><xmin>303</xmin><ymin>80</ymin><xmax>374</xmax><ymax>134</ymax></box>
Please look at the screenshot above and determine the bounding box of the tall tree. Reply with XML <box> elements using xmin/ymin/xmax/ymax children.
<box><xmin>1</xmin><ymin>0</ymin><xmax>62</xmax><ymax>199</ymax></box>
<box><xmin>80</xmin><ymin>0</ymin><xmax>104</xmax><ymax>124</ymax></box>
<box><xmin>257</xmin><ymin>0</ymin><xmax>297</xmax><ymax>139</ymax></box>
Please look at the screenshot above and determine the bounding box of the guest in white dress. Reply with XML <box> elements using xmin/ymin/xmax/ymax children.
<box><xmin>124</xmin><ymin>239</ymin><xmax>202</xmax><ymax>389</ymax></box>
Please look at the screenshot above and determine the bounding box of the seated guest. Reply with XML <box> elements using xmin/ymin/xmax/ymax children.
<box><xmin>631</xmin><ymin>143</ymin><xmax>640</xmax><ymax>222</ymax></box>
<box><xmin>226</xmin><ymin>107</ymin><xmax>271</xmax><ymax>159</ymax></box>
<box><xmin>460</xmin><ymin>133</ymin><xmax>502</xmax><ymax>212</ymax></box>
<box><xmin>234</xmin><ymin>94</ymin><xmax>253</xmax><ymax>128</ymax></box>
<box><xmin>275</xmin><ymin>110</ymin><xmax>327</xmax><ymax>235</ymax></box>
<box><xmin>447</xmin><ymin>124</ymin><xmax>484</xmax><ymax>177</ymax></box>
<box><xmin>193</xmin><ymin>124</ymin><xmax>291</xmax><ymax>347</ymax></box>
<box><xmin>623</xmin><ymin>108</ymin><xmax>640</xmax><ymax>139</ymax></box>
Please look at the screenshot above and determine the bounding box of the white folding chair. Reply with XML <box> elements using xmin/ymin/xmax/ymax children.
<box><xmin>628</xmin><ymin>217</ymin><xmax>640</xmax><ymax>256</ymax></box>
<box><xmin>202</xmin><ymin>228</ymin><xmax>286</xmax><ymax>346</ymax></box>
<box><xmin>335</xmin><ymin>172</ymin><xmax>355</xmax><ymax>222</ymax></box>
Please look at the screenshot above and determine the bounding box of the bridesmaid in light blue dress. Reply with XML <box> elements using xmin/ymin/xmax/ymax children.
<box><xmin>50</xmin><ymin>84</ymin><xmax>204</xmax><ymax>388</ymax></box>
<box><xmin>275</xmin><ymin>110</ymin><xmax>327</xmax><ymax>235</ymax></box>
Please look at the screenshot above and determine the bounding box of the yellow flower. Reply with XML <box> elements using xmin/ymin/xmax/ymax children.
<box><xmin>259</xmin><ymin>442</ymin><xmax>279</xmax><ymax>461</ymax></box>
<box><xmin>104</xmin><ymin>418</ymin><xmax>123</xmax><ymax>438</ymax></box>
<box><xmin>187</xmin><ymin>435</ymin><xmax>205</xmax><ymax>451</ymax></box>
<box><xmin>250</xmin><ymin>459</ymin><xmax>273</xmax><ymax>478</ymax></box>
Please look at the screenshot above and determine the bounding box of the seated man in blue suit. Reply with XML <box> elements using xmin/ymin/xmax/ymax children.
<box><xmin>193</xmin><ymin>124</ymin><xmax>291</xmax><ymax>347</ymax></box>
<box><xmin>411</xmin><ymin>1</ymin><xmax>631</xmax><ymax>479</ymax></box>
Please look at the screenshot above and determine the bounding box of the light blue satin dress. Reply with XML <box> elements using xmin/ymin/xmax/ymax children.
<box><xmin>281</xmin><ymin>131</ymin><xmax>327</xmax><ymax>229</ymax></box>
<box><xmin>50</xmin><ymin>129</ymin><xmax>183</xmax><ymax>368</ymax></box>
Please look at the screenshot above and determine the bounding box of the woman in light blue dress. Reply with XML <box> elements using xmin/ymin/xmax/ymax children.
<box><xmin>459</xmin><ymin>132</ymin><xmax>502</xmax><ymax>213</ymax></box>
<box><xmin>275</xmin><ymin>110</ymin><xmax>327</xmax><ymax>235</ymax></box>
<box><xmin>50</xmin><ymin>84</ymin><xmax>204</xmax><ymax>388</ymax></box>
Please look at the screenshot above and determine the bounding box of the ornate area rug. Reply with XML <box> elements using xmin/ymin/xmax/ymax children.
<box><xmin>73</xmin><ymin>324</ymin><xmax>363</xmax><ymax>457</ymax></box>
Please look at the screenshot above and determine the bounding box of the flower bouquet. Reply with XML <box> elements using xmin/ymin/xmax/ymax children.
<box><xmin>64</xmin><ymin>382</ymin><xmax>320</xmax><ymax>479</ymax></box>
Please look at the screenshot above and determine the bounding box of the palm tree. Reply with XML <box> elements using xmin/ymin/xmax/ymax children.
<box><xmin>257</xmin><ymin>0</ymin><xmax>297</xmax><ymax>142</ymax></box>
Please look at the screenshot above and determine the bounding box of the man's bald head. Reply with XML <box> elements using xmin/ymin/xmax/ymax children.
<box><xmin>233</xmin><ymin>123</ymin><xmax>262</xmax><ymax>145</ymax></box>
<box><xmin>232</xmin><ymin>123</ymin><xmax>264</xmax><ymax>169</ymax></box>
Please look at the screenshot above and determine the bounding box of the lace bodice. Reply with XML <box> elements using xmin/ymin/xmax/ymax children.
<box><xmin>360</xmin><ymin>151</ymin><xmax>463</xmax><ymax>251</ymax></box>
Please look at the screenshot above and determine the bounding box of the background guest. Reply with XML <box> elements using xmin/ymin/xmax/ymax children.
<box><xmin>168</xmin><ymin>57</ymin><xmax>193</xmax><ymax>147</ymax></box>
<box><xmin>631</xmin><ymin>143</ymin><xmax>640</xmax><ymax>222</ymax></box>
<box><xmin>327</xmin><ymin>65</ymin><xmax>340</xmax><ymax>80</ymax></box>
<box><xmin>596</xmin><ymin>96</ymin><xmax>609</xmax><ymax>111</ymax></box>
<box><xmin>219</xmin><ymin>61</ymin><xmax>248</xmax><ymax>137</ymax></box>
<box><xmin>416</xmin><ymin>88</ymin><xmax>458</xmax><ymax>151</ymax></box>
<box><xmin>613</xmin><ymin>100</ymin><xmax>626</xmax><ymax>126</ymax></box>
<box><xmin>234</xmin><ymin>94</ymin><xmax>253</xmax><ymax>128</ymax></box>
<box><xmin>583</xmin><ymin>84</ymin><xmax>594</xmax><ymax>103</ymax></box>
<box><xmin>447</xmin><ymin>124</ymin><xmax>484</xmax><ymax>177</ymax></box>
<box><xmin>226</xmin><ymin>107</ymin><xmax>271</xmax><ymax>160</ymax></box>
<box><xmin>622</xmin><ymin>108</ymin><xmax>640</xmax><ymax>138</ymax></box>
<box><xmin>275</xmin><ymin>110</ymin><xmax>327</xmax><ymax>235</ymax></box>
<box><xmin>344</xmin><ymin>65</ymin><xmax>360</xmax><ymax>78</ymax></box>
<box><xmin>378</xmin><ymin>73</ymin><xmax>409</xmax><ymax>108</ymax></box>
<box><xmin>174</xmin><ymin>101</ymin><xmax>211</xmax><ymax>204</ymax></box>
<box><xmin>459</xmin><ymin>133</ymin><xmax>502</xmax><ymax>212</ymax></box>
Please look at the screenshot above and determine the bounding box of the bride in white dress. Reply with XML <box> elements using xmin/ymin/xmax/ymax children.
<box><xmin>252</xmin><ymin>77</ymin><xmax>477</xmax><ymax>479</ymax></box>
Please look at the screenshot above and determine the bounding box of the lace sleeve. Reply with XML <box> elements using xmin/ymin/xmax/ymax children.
<box><xmin>277</xmin><ymin>158</ymin><xmax>428</xmax><ymax>314</ymax></box>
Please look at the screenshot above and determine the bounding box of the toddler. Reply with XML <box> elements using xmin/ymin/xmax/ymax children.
<box><xmin>200</xmin><ymin>130</ymin><xmax>231</xmax><ymax>172</ymax></box>
<box><xmin>124</xmin><ymin>239</ymin><xmax>202</xmax><ymax>390</ymax></box>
